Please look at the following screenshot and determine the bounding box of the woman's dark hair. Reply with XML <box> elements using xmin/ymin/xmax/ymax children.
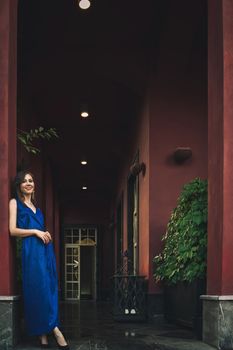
<box><xmin>13</xmin><ymin>170</ymin><xmax>36</xmax><ymax>204</ymax></box>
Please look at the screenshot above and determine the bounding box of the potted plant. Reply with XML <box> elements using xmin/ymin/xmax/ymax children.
<box><xmin>153</xmin><ymin>177</ymin><xmax>208</xmax><ymax>338</ymax></box>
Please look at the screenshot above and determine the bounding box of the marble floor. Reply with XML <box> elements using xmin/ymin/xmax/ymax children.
<box><xmin>13</xmin><ymin>301</ymin><xmax>214</xmax><ymax>350</ymax></box>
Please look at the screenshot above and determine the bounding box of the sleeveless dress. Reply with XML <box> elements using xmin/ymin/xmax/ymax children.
<box><xmin>16</xmin><ymin>199</ymin><xmax>59</xmax><ymax>336</ymax></box>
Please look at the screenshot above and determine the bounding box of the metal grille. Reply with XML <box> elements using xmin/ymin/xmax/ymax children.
<box><xmin>64</xmin><ymin>227</ymin><xmax>97</xmax><ymax>245</ymax></box>
<box><xmin>113</xmin><ymin>275</ymin><xmax>147</xmax><ymax>321</ymax></box>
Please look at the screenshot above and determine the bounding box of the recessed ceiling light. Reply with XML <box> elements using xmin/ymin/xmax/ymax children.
<box><xmin>79</xmin><ymin>0</ymin><xmax>91</xmax><ymax>10</ymax></box>
<box><xmin>81</xmin><ymin>111</ymin><xmax>89</xmax><ymax>118</ymax></box>
<box><xmin>82</xmin><ymin>186</ymin><xmax>87</xmax><ymax>190</ymax></box>
<box><xmin>81</xmin><ymin>160</ymin><xmax>87</xmax><ymax>165</ymax></box>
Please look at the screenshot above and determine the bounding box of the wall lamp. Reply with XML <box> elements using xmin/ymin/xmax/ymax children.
<box><xmin>130</xmin><ymin>162</ymin><xmax>146</xmax><ymax>177</ymax></box>
<box><xmin>173</xmin><ymin>147</ymin><xmax>192</xmax><ymax>163</ymax></box>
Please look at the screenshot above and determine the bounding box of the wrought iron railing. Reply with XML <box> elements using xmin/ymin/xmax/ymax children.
<box><xmin>112</xmin><ymin>251</ymin><xmax>147</xmax><ymax>321</ymax></box>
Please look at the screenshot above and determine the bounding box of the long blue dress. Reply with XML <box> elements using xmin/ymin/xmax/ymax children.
<box><xmin>16</xmin><ymin>198</ymin><xmax>59</xmax><ymax>336</ymax></box>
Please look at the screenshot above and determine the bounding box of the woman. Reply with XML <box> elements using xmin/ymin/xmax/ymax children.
<box><xmin>9</xmin><ymin>170</ymin><xmax>69</xmax><ymax>349</ymax></box>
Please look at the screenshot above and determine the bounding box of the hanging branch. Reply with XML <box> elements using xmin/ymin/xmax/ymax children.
<box><xmin>17</xmin><ymin>126</ymin><xmax>59</xmax><ymax>154</ymax></box>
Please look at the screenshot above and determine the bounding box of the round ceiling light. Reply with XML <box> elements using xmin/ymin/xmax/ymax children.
<box><xmin>81</xmin><ymin>111</ymin><xmax>89</xmax><ymax>118</ymax></box>
<box><xmin>79</xmin><ymin>0</ymin><xmax>91</xmax><ymax>10</ymax></box>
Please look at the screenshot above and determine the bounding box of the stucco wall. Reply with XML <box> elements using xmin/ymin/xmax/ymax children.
<box><xmin>114</xmin><ymin>95</ymin><xmax>150</xmax><ymax>277</ymax></box>
<box><xmin>148</xmin><ymin>38</ymin><xmax>208</xmax><ymax>293</ymax></box>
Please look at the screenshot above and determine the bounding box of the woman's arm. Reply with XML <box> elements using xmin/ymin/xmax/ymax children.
<box><xmin>9</xmin><ymin>199</ymin><xmax>51</xmax><ymax>244</ymax></box>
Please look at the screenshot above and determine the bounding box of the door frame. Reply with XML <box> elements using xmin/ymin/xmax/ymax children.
<box><xmin>127</xmin><ymin>151</ymin><xmax>139</xmax><ymax>275</ymax></box>
<box><xmin>65</xmin><ymin>243</ymin><xmax>81</xmax><ymax>300</ymax></box>
<box><xmin>116</xmin><ymin>192</ymin><xmax>124</xmax><ymax>271</ymax></box>
<box><xmin>63</xmin><ymin>225</ymin><xmax>98</xmax><ymax>301</ymax></box>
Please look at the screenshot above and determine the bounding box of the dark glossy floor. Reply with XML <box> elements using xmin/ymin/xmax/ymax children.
<box><xmin>14</xmin><ymin>301</ymin><xmax>214</xmax><ymax>350</ymax></box>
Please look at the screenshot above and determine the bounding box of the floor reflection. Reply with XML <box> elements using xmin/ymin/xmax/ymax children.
<box><xmin>59</xmin><ymin>300</ymin><xmax>162</xmax><ymax>349</ymax></box>
<box><xmin>16</xmin><ymin>301</ymin><xmax>196</xmax><ymax>350</ymax></box>
<box><xmin>60</xmin><ymin>301</ymin><xmax>114</xmax><ymax>340</ymax></box>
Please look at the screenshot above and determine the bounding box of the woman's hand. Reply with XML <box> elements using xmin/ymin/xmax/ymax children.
<box><xmin>35</xmin><ymin>230</ymin><xmax>52</xmax><ymax>244</ymax></box>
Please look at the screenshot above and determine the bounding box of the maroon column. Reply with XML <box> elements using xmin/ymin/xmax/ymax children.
<box><xmin>202</xmin><ymin>1</ymin><xmax>233</xmax><ymax>347</ymax></box>
<box><xmin>0</xmin><ymin>0</ymin><xmax>19</xmax><ymax>346</ymax></box>
<box><xmin>207</xmin><ymin>0</ymin><xmax>233</xmax><ymax>296</ymax></box>
<box><xmin>0</xmin><ymin>0</ymin><xmax>17</xmax><ymax>296</ymax></box>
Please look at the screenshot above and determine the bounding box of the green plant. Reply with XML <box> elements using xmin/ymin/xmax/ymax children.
<box><xmin>17</xmin><ymin>126</ymin><xmax>58</xmax><ymax>154</ymax></box>
<box><xmin>153</xmin><ymin>178</ymin><xmax>208</xmax><ymax>285</ymax></box>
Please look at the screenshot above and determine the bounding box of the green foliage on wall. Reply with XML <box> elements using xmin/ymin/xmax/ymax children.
<box><xmin>17</xmin><ymin>126</ymin><xmax>58</xmax><ymax>154</ymax></box>
<box><xmin>153</xmin><ymin>177</ymin><xmax>208</xmax><ymax>284</ymax></box>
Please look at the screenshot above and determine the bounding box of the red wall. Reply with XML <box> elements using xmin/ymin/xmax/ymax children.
<box><xmin>62</xmin><ymin>197</ymin><xmax>109</xmax><ymax>225</ymax></box>
<box><xmin>115</xmin><ymin>0</ymin><xmax>208</xmax><ymax>295</ymax></box>
<box><xmin>114</xmin><ymin>94</ymin><xmax>150</xmax><ymax>277</ymax></box>
<box><xmin>148</xmin><ymin>52</ymin><xmax>208</xmax><ymax>293</ymax></box>
<box><xmin>114</xmin><ymin>67</ymin><xmax>208</xmax><ymax>294</ymax></box>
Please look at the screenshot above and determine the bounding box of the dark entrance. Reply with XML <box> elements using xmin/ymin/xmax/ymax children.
<box><xmin>80</xmin><ymin>246</ymin><xmax>96</xmax><ymax>300</ymax></box>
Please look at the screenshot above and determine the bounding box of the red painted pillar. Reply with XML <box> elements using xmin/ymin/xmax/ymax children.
<box><xmin>0</xmin><ymin>0</ymin><xmax>17</xmax><ymax>296</ymax></box>
<box><xmin>202</xmin><ymin>1</ymin><xmax>233</xmax><ymax>347</ymax></box>
<box><xmin>207</xmin><ymin>0</ymin><xmax>233</xmax><ymax>296</ymax></box>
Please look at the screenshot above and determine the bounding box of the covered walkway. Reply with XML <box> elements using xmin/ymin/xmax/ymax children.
<box><xmin>1</xmin><ymin>0</ymin><xmax>233</xmax><ymax>349</ymax></box>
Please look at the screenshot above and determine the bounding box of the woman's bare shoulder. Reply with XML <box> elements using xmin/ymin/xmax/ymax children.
<box><xmin>9</xmin><ymin>198</ymin><xmax>17</xmax><ymax>207</ymax></box>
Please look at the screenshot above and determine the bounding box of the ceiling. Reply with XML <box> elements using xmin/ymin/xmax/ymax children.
<box><xmin>17</xmin><ymin>0</ymin><xmax>174</xmax><ymax>203</ymax></box>
<box><xmin>18</xmin><ymin>0</ymin><xmax>167</xmax><ymax>204</ymax></box>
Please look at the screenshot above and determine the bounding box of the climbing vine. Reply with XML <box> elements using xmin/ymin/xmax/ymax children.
<box><xmin>17</xmin><ymin>126</ymin><xmax>58</xmax><ymax>154</ymax></box>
